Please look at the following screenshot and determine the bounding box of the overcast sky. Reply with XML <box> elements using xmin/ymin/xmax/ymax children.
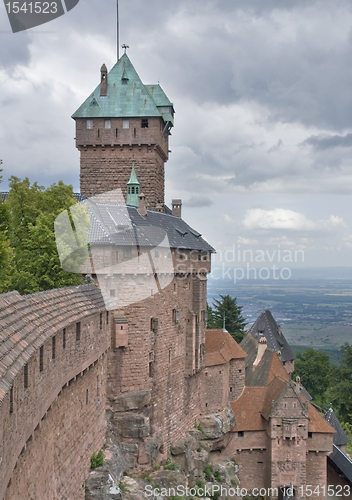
<box><xmin>1</xmin><ymin>0</ymin><xmax>352</xmax><ymax>270</ymax></box>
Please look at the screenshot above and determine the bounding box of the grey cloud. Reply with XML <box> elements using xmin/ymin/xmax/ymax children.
<box><xmin>183</xmin><ymin>196</ymin><xmax>213</xmax><ymax>208</ymax></box>
<box><xmin>301</xmin><ymin>133</ymin><xmax>352</xmax><ymax>151</ymax></box>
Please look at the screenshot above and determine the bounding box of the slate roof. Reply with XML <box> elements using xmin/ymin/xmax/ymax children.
<box><xmin>0</xmin><ymin>285</ymin><xmax>105</xmax><ymax>405</ymax></box>
<box><xmin>241</xmin><ymin>332</ymin><xmax>289</xmax><ymax>387</ymax></box>
<box><xmin>329</xmin><ymin>444</ymin><xmax>352</xmax><ymax>484</ymax></box>
<box><xmin>1</xmin><ymin>192</ymin><xmax>86</xmax><ymax>203</ymax></box>
<box><xmin>250</xmin><ymin>309</ymin><xmax>295</xmax><ymax>363</ymax></box>
<box><xmin>86</xmin><ymin>202</ymin><xmax>215</xmax><ymax>252</ymax></box>
<box><xmin>205</xmin><ymin>329</ymin><xmax>247</xmax><ymax>367</ymax></box>
<box><xmin>324</xmin><ymin>409</ymin><xmax>349</xmax><ymax>446</ymax></box>
<box><xmin>72</xmin><ymin>54</ymin><xmax>174</xmax><ymax>125</ymax></box>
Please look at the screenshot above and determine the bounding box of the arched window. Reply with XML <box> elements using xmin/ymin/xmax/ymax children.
<box><xmin>132</xmin><ymin>187</ymin><xmax>135</xmax><ymax>194</ymax></box>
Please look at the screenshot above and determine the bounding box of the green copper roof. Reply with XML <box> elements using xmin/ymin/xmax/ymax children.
<box><xmin>72</xmin><ymin>54</ymin><xmax>174</xmax><ymax>122</ymax></box>
<box><xmin>127</xmin><ymin>163</ymin><xmax>139</xmax><ymax>185</ymax></box>
<box><xmin>126</xmin><ymin>164</ymin><xmax>140</xmax><ymax>207</ymax></box>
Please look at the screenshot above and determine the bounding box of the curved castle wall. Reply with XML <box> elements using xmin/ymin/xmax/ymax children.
<box><xmin>0</xmin><ymin>285</ymin><xmax>109</xmax><ymax>500</ymax></box>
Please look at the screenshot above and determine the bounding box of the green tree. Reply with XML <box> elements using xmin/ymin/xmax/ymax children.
<box><xmin>0</xmin><ymin>161</ymin><xmax>14</xmax><ymax>292</ymax></box>
<box><xmin>5</xmin><ymin>177</ymin><xmax>84</xmax><ymax>294</ymax></box>
<box><xmin>327</xmin><ymin>344</ymin><xmax>352</xmax><ymax>424</ymax></box>
<box><xmin>292</xmin><ymin>348</ymin><xmax>332</xmax><ymax>405</ymax></box>
<box><xmin>208</xmin><ymin>294</ymin><xmax>247</xmax><ymax>343</ymax></box>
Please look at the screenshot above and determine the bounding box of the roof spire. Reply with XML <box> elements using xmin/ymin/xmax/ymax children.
<box><xmin>122</xmin><ymin>44</ymin><xmax>129</xmax><ymax>54</ymax></box>
<box><xmin>126</xmin><ymin>162</ymin><xmax>140</xmax><ymax>207</ymax></box>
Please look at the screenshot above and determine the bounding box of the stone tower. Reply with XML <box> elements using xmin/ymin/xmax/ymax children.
<box><xmin>72</xmin><ymin>53</ymin><xmax>174</xmax><ymax>209</ymax></box>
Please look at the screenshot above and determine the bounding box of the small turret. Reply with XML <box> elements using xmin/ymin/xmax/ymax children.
<box><xmin>126</xmin><ymin>163</ymin><xmax>140</xmax><ymax>207</ymax></box>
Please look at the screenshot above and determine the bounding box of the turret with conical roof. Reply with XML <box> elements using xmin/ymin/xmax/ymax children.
<box><xmin>72</xmin><ymin>53</ymin><xmax>174</xmax><ymax>209</ymax></box>
<box><xmin>126</xmin><ymin>163</ymin><xmax>140</xmax><ymax>207</ymax></box>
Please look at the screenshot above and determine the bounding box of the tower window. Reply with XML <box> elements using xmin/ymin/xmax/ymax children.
<box><xmin>141</xmin><ymin>119</ymin><xmax>148</xmax><ymax>128</ymax></box>
<box><xmin>105</xmin><ymin>119</ymin><xmax>111</xmax><ymax>129</ymax></box>
<box><xmin>123</xmin><ymin>119</ymin><xmax>129</xmax><ymax>129</ymax></box>
<box><xmin>132</xmin><ymin>187</ymin><xmax>135</xmax><ymax>194</ymax></box>
<box><xmin>86</xmin><ymin>119</ymin><xmax>93</xmax><ymax>129</ymax></box>
<box><xmin>136</xmin><ymin>187</ymin><xmax>139</xmax><ymax>194</ymax></box>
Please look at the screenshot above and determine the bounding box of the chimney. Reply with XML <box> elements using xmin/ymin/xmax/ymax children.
<box><xmin>172</xmin><ymin>199</ymin><xmax>182</xmax><ymax>217</ymax></box>
<box><xmin>155</xmin><ymin>200</ymin><xmax>164</xmax><ymax>213</ymax></box>
<box><xmin>138</xmin><ymin>193</ymin><xmax>147</xmax><ymax>216</ymax></box>
<box><xmin>100</xmin><ymin>64</ymin><xmax>108</xmax><ymax>96</ymax></box>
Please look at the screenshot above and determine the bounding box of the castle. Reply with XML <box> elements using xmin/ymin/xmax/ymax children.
<box><xmin>0</xmin><ymin>51</ymin><xmax>351</xmax><ymax>500</ymax></box>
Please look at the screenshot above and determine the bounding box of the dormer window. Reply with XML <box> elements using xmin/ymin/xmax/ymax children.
<box><xmin>86</xmin><ymin>119</ymin><xmax>93</xmax><ymax>129</ymax></box>
<box><xmin>141</xmin><ymin>119</ymin><xmax>148</xmax><ymax>128</ymax></box>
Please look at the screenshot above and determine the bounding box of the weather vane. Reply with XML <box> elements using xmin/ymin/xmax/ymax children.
<box><xmin>122</xmin><ymin>44</ymin><xmax>130</xmax><ymax>54</ymax></box>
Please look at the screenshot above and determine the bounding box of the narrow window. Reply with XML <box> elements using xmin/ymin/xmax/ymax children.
<box><xmin>105</xmin><ymin>119</ymin><xmax>111</xmax><ymax>129</ymax></box>
<box><xmin>149</xmin><ymin>362</ymin><xmax>153</xmax><ymax>377</ymax></box>
<box><xmin>100</xmin><ymin>312</ymin><xmax>103</xmax><ymax>329</ymax></box>
<box><xmin>141</xmin><ymin>119</ymin><xmax>148</xmax><ymax>128</ymax></box>
<box><xmin>198</xmin><ymin>251</ymin><xmax>201</xmax><ymax>261</ymax></box>
<box><xmin>106</xmin><ymin>311</ymin><xmax>109</xmax><ymax>324</ymax></box>
<box><xmin>10</xmin><ymin>387</ymin><xmax>13</xmax><ymax>414</ymax></box>
<box><xmin>97</xmin><ymin>128</ymin><xmax>100</xmax><ymax>138</ymax></box>
<box><xmin>169</xmin><ymin>349</ymin><xmax>171</xmax><ymax>363</ymax></box>
<box><xmin>24</xmin><ymin>364</ymin><xmax>28</xmax><ymax>389</ymax></box>
<box><xmin>230</xmin><ymin>387</ymin><xmax>233</xmax><ymax>392</ymax></box>
<box><xmin>172</xmin><ymin>309</ymin><xmax>180</xmax><ymax>324</ymax></box>
<box><xmin>123</xmin><ymin>119</ymin><xmax>129</xmax><ymax>129</ymax></box>
<box><xmin>115</xmin><ymin>128</ymin><xmax>118</xmax><ymax>138</ymax></box>
<box><xmin>86</xmin><ymin>389</ymin><xmax>89</xmax><ymax>405</ymax></box>
<box><xmin>150</xmin><ymin>318</ymin><xmax>158</xmax><ymax>333</ymax></box>
<box><xmin>52</xmin><ymin>336</ymin><xmax>56</xmax><ymax>360</ymax></box>
<box><xmin>123</xmin><ymin>247</ymin><xmax>132</xmax><ymax>258</ymax></box>
<box><xmin>76</xmin><ymin>322</ymin><xmax>81</xmax><ymax>341</ymax></box>
<box><xmin>136</xmin><ymin>187</ymin><xmax>139</xmax><ymax>194</ymax></box>
<box><xmin>86</xmin><ymin>119</ymin><xmax>93</xmax><ymax>129</ymax></box>
<box><xmin>134</xmin><ymin>127</ymin><xmax>136</xmax><ymax>137</ymax></box>
<box><xmin>40</xmin><ymin>345</ymin><xmax>44</xmax><ymax>372</ymax></box>
<box><xmin>131</xmin><ymin>186</ymin><xmax>135</xmax><ymax>194</ymax></box>
<box><xmin>63</xmin><ymin>328</ymin><xmax>66</xmax><ymax>349</ymax></box>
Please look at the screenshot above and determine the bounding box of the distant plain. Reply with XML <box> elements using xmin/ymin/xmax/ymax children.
<box><xmin>208</xmin><ymin>267</ymin><xmax>352</xmax><ymax>364</ymax></box>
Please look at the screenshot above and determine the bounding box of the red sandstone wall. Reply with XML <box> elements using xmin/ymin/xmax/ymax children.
<box><xmin>204</xmin><ymin>364</ymin><xmax>229</xmax><ymax>413</ymax></box>
<box><xmin>107</xmin><ymin>272</ymin><xmax>208</xmax><ymax>451</ymax></box>
<box><xmin>229</xmin><ymin>358</ymin><xmax>245</xmax><ymax>402</ymax></box>
<box><xmin>0</xmin><ymin>310</ymin><xmax>109</xmax><ymax>500</ymax></box>
<box><xmin>306</xmin><ymin>452</ymin><xmax>329</xmax><ymax>499</ymax></box>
